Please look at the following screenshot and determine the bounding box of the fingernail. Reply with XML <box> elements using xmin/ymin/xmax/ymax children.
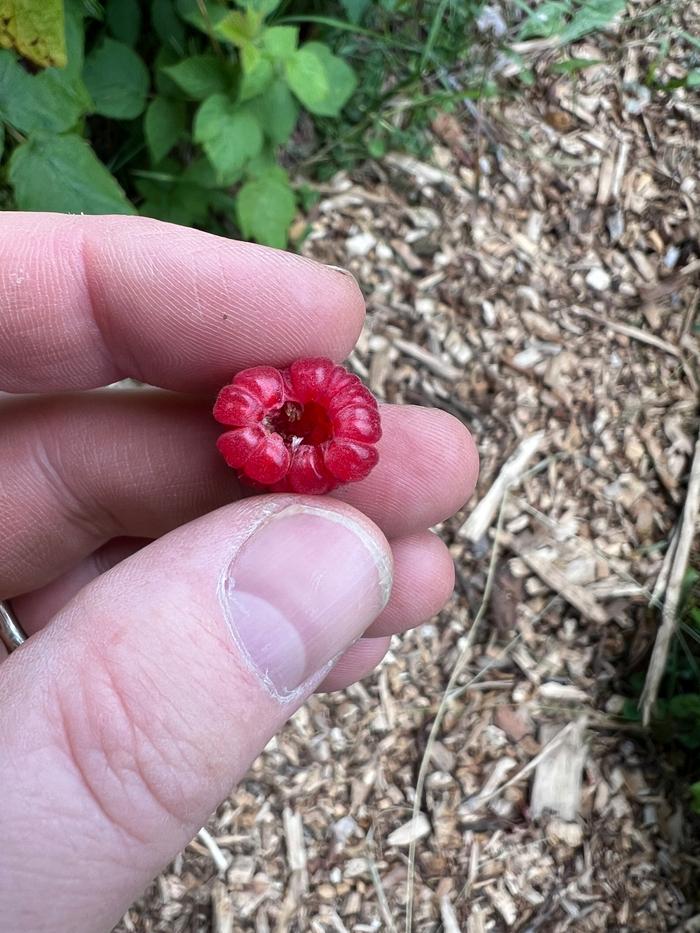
<box><xmin>326</xmin><ymin>263</ymin><xmax>356</xmax><ymax>279</ymax></box>
<box><xmin>221</xmin><ymin>506</ymin><xmax>392</xmax><ymax>701</ymax></box>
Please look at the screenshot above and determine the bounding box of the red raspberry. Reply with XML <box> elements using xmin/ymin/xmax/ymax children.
<box><xmin>214</xmin><ymin>358</ymin><xmax>381</xmax><ymax>494</ymax></box>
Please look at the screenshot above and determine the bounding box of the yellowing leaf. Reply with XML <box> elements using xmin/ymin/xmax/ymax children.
<box><xmin>0</xmin><ymin>0</ymin><xmax>67</xmax><ymax>69</ymax></box>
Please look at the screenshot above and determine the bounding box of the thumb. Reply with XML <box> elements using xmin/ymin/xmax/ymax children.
<box><xmin>0</xmin><ymin>497</ymin><xmax>392</xmax><ymax>933</ymax></box>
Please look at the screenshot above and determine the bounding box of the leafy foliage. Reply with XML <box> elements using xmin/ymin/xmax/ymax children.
<box><xmin>0</xmin><ymin>0</ymin><xmax>360</xmax><ymax>247</ymax></box>
<box><xmin>84</xmin><ymin>37</ymin><xmax>150</xmax><ymax>118</ymax></box>
<box><xmin>516</xmin><ymin>0</ymin><xmax>625</xmax><ymax>42</ymax></box>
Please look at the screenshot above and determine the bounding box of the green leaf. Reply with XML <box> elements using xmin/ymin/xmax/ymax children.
<box><xmin>175</xmin><ymin>0</ymin><xmax>228</xmax><ymax>32</ymax></box>
<box><xmin>216</xmin><ymin>12</ymin><xmax>248</xmax><ymax>46</ymax></box>
<box><xmin>208</xmin><ymin>189</ymin><xmax>238</xmax><ymax>214</ymax></box>
<box><xmin>518</xmin><ymin>1</ymin><xmax>569</xmax><ymax>40</ymax></box>
<box><xmin>151</xmin><ymin>0</ymin><xmax>186</xmax><ymax>50</ymax></box>
<box><xmin>163</xmin><ymin>54</ymin><xmax>231</xmax><ymax>100</ymax></box>
<box><xmin>262</xmin><ymin>25</ymin><xmax>298</xmax><ymax>60</ymax></box>
<box><xmin>8</xmin><ymin>132</ymin><xmax>136</xmax><ymax>214</ymax></box>
<box><xmin>257</xmin><ymin>77</ymin><xmax>298</xmax><ymax>144</ymax></box>
<box><xmin>106</xmin><ymin>0</ymin><xmax>141</xmax><ymax>45</ymax></box>
<box><xmin>691</xmin><ymin>782</ymin><xmax>700</xmax><ymax>815</ymax></box>
<box><xmin>236</xmin><ymin>169</ymin><xmax>295</xmax><ymax>248</ymax></box>
<box><xmin>0</xmin><ymin>121</ymin><xmax>4</xmax><ymax>161</ymax></box>
<box><xmin>83</xmin><ymin>38</ymin><xmax>149</xmax><ymax>119</ymax></box>
<box><xmin>367</xmin><ymin>134</ymin><xmax>386</xmax><ymax>158</ymax></box>
<box><xmin>0</xmin><ymin>49</ymin><xmax>91</xmax><ymax>134</ymax></box>
<box><xmin>298</xmin><ymin>183</ymin><xmax>319</xmax><ymax>212</ymax></box>
<box><xmin>63</xmin><ymin>0</ymin><xmax>87</xmax><ymax>76</ymax></box>
<box><xmin>669</xmin><ymin>694</ymin><xmax>700</xmax><ymax>720</ymax></box>
<box><xmin>285</xmin><ymin>47</ymin><xmax>327</xmax><ymax>111</ymax></box>
<box><xmin>144</xmin><ymin>96</ymin><xmax>186</xmax><ymax>163</ymax></box>
<box><xmin>550</xmin><ymin>56</ymin><xmax>603</xmax><ymax>74</ymax></box>
<box><xmin>237</xmin><ymin>0</ymin><xmax>281</xmax><ymax>16</ymax></box>
<box><xmin>0</xmin><ymin>0</ymin><xmax>66</xmax><ymax>68</ymax></box>
<box><xmin>559</xmin><ymin>0</ymin><xmax>625</xmax><ymax>44</ymax></box>
<box><xmin>680</xmin><ymin>30</ymin><xmax>700</xmax><ymax>52</ymax></box>
<box><xmin>340</xmin><ymin>0</ymin><xmax>371</xmax><ymax>23</ymax></box>
<box><xmin>245</xmin><ymin>149</ymin><xmax>284</xmax><ymax>180</ymax></box>
<box><xmin>182</xmin><ymin>155</ymin><xmax>242</xmax><ymax>188</ymax></box>
<box><xmin>216</xmin><ymin>8</ymin><xmax>269</xmax><ymax>46</ymax></box>
<box><xmin>246</xmin><ymin>0</ymin><xmax>281</xmax><ymax>16</ymax></box>
<box><xmin>137</xmin><ymin>176</ymin><xmax>211</xmax><ymax>226</ymax></box>
<box><xmin>239</xmin><ymin>48</ymin><xmax>273</xmax><ymax>101</ymax></box>
<box><xmin>286</xmin><ymin>41</ymin><xmax>356</xmax><ymax>117</ymax></box>
<box><xmin>154</xmin><ymin>44</ymin><xmax>180</xmax><ymax>95</ymax></box>
<box><xmin>193</xmin><ymin>94</ymin><xmax>263</xmax><ymax>178</ymax></box>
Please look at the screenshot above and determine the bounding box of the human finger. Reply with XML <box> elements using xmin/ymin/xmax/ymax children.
<box><xmin>0</xmin><ymin>213</ymin><xmax>365</xmax><ymax>393</ymax></box>
<box><xmin>0</xmin><ymin>497</ymin><xmax>392</xmax><ymax>932</ymax></box>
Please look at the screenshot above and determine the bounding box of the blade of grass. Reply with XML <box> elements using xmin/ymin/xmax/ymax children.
<box><xmin>278</xmin><ymin>14</ymin><xmax>424</xmax><ymax>52</ymax></box>
<box><xmin>677</xmin><ymin>630</ymin><xmax>700</xmax><ymax>683</ymax></box>
<box><xmin>420</xmin><ymin>0</ymin><xmax>450</xmax><ymax>71</ymax></box>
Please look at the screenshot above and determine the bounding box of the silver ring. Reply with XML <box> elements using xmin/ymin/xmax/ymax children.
<box><xmin>0</xmin><ymin>600</ymin><xmax>27</xmax><ymax>653</ymax></box>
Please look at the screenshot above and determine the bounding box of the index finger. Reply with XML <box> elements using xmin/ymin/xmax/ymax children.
<box><xmin>0</xmin><ymin>213</ymin><xmax>365</xmax><ymax>393</ymax></box>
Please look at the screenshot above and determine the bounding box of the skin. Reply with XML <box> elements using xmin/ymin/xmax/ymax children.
<box><xmin>0</xmin><ymin>213</ymin><xmax>478</xmax><ymax>930</ymax></box>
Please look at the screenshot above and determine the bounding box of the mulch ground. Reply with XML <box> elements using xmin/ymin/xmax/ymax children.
<box><xmin>115</xmin><ymin>5</ymin><xmax>700</xmax><ymax>930</ymax></box>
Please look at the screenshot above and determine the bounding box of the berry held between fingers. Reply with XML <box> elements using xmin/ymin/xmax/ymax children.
<box><xmin>214</xmin><ymin>358</ymin><xmax>382</xmax><ymax>493</ymax></box>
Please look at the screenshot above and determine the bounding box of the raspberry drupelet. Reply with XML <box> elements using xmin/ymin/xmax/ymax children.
<box><xmin>214</xmin><ymin>357</ymin><xmax>381</xmax><ymax>494</ymax></box>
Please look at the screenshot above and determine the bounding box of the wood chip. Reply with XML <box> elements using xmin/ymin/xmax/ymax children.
<box><xmin>531</xmin><ymin>718</ymin><xmax>588</xmax><ymax>821</ymax></box>
<box><xmin>211</xmin><ymin>880</ymin><xmax>234</xmax><ymax>933</ymax></box>
<box><xmin>459</xmin><ymin>431</ymin><xmax>546</xmax><ymax>543</ymax></box>
<box><xmin>500</xmin><ymin>531</ymin><xmax>608</xmax><ymax>624</ymax></box>
<box><xmin>283</xmin><ymin>808</ymin><xmax>309</xmax><ymax>896</ymax></box>
<box><xmin>387</xmin><ymin>813</ymin><xmax>431</xmax><ymax>847</ymax></box>
<box><xmin>440</xmin><ymin>895</ymin><xmax>463</xmax><ymax>933</ymax></box>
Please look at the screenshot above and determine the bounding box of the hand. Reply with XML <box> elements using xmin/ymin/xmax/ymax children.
<box><xmin>0</xmin><ymin>213</ymin><xmax>477</xmax><ymax>932</ymax></box>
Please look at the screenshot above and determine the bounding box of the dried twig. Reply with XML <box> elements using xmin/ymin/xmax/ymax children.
<box><xmin>211</xmin><ymin>880</ymin><xmax>234</xmax><ymax>933</ymax></box>
<box><xmin>393</xmin><ymin>336</ymin><xmax>463</xmax><ymax>381</ymax></box>
<box><xmin>571</xmin><ymin>306</ymin><xmax>682</xmax><ymax>357</ymax></box>
<box><xmin>196</xmin><ymin>828</ymin><xmax>229</xmax><ymax>875</ymax></box>
<box><xmin>650</xmin><ymin>527</ymin><xmax>679</xmax><ymax>608</ymax></box>
<box><xmin>458</xmin><ymin>431</ymin><xmax>546</xmax><ymax>543</ymax></box>
<box><xmin>367</xmin><ymin>831</ymin><xmax>400</xmax><ymax>933</ymax></box>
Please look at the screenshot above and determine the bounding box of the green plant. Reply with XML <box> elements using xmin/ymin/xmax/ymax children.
<box><xmin>624</xmin><ymin>567</ymin><xmax>700</xmax><ymax>813</ymax></box>
<box><xmin>284</xmin><ymin>0</ymin><xmax>491</xmax><ymax>174</ymax></box>
<box><xmin>643</xmin><ymin>30</ymin><xmax>700</xmax><ymax>92</ymax></box>
<box><xmin>0</xmin><ymin>0</ymin><xmax>358</xmax><ymax>247</ymax></box>
<box><xmin>514</xmin><ymin>0</ymin><xmax>626</xmax><ymax>43</ymax></box>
